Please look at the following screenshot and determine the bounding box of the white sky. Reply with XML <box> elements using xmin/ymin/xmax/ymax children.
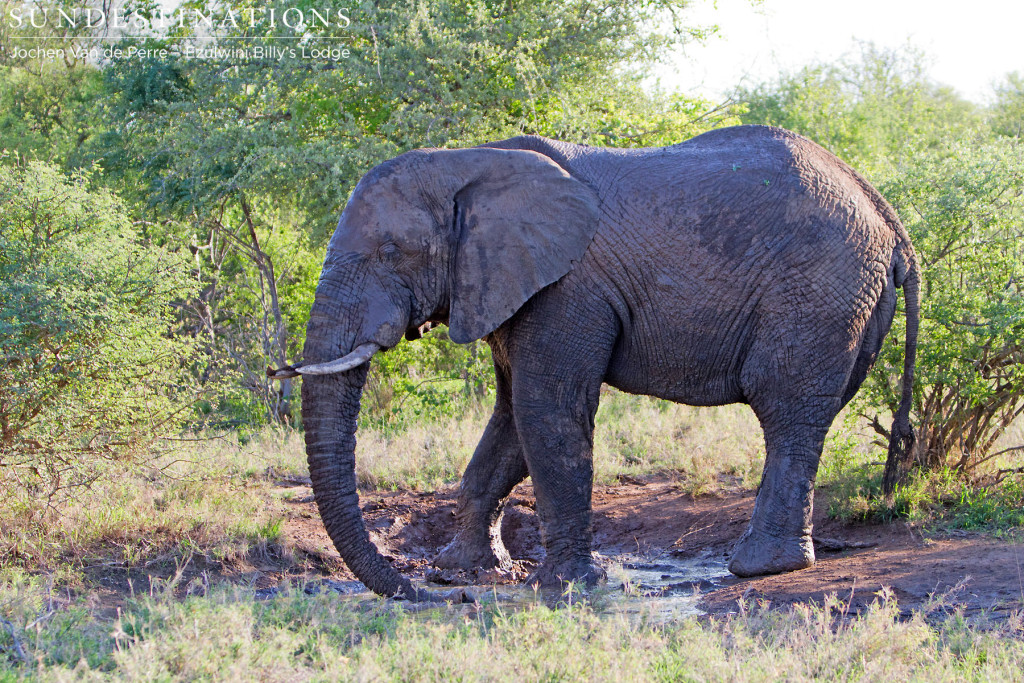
<box><xmin>660</xmin><ymin>0</ymin><xmax>1024</xmax><ymax>103</ymax></box>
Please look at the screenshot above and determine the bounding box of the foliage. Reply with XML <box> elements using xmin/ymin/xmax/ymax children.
<box><xmin>362</xmin><ymin>327</ymin><xmax>494</xmax><ymax>431</ymax></box>
<box><xmin>734</xmin><ymin>43</ymin><xmax>978</xmax><ymax>175</ymax></box>
<box><xmin>0</xmin><ymin>57</ymin><xmax>104</xmax><ymax>164</ymax></box>
<box><xmin>863</xmin><ymin>137</ymin><xmax>1024</xmax><ymax>475</ymax></box>
<box><xmin>820</xmin><ymin>415</ymin><xmax>1024</xmax><ymax>531</ymax></box>
<box><xmin>0</xmin><ymin>0</ymin><xmax>107</xmax><ymax>164</ymax></box>
<box><xmin>0</xmin><ymin>160</ymin><xmax>198</xmax><ymax>496</ymax></box>
<box><xmin>991</xmin><ymin>72</ymin><xmax>1024</xmax><ymax>139</ymax></box>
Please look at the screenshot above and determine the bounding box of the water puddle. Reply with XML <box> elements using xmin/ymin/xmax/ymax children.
<box><xmin>259</xmin><ymin>554</ymin><xmax>731</xmax><ymax>622</ymax></box>
<box><xmin>609</xmin><ymin>554</ymin><xmax>731</xmax><ymax>621</ymax></box>
<box><xmin>466</xmin><ymin>554</ymin><xmax>730</xmax><ymax>622</ymax></box>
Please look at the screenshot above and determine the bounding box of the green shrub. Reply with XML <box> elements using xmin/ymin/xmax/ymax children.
<box><xmin>863</xmin><ymin>136</ymin><xmax>1024</xmax><ymax>477</ymax></box>
<box><xmin>0</xmin><ymin>160</ymin><xmax>199</xmax><ymax>496</ymax></box>
<box><xmin>360</xmin><ymin>327</ymin><xmax>494</xmax><ymax>433</ymax></box>
<box><xmin>828</xmin><ymin>462</ymin><xmax>1024</xmax><ymax>531</ymax></box>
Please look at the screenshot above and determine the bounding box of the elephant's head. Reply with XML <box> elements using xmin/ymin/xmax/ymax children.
<box><xmin>280</xmin><ymin>146</ymin><xmax>599</xmax><ymax>600</ymax></box>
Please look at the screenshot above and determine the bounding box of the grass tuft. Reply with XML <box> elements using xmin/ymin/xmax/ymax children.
<box><xmin>1</xmin><ymin>576</ymin><xmax>1021</xmax><ymax>680</ymax></box>
<box><xmin>593</xmin><ymin>389</ymin><xmax>765</xmax><ymax>492</ymax></box>
<box><xmin>817</xmin><ymin>413</ymin><xmax>1024</xmax><ymax>533</ymax></box>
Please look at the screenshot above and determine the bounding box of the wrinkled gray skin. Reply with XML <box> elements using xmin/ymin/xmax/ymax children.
<box><xmin>299</xmin><ymin>126</ymin><xmax>919</xmax><ymax>601</ymax></box>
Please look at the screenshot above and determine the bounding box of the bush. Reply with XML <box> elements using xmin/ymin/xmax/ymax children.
<box><xmin>0</xmin><ymin>160</ymin><xmax>198</xmax><ymax>496</ymax></box>
<box><xmin>734</xmin><ymin>43</ymin><xmax>978</xmax><ymax>176</ymax></box>
<box><xmin>991</xmin><ymin>72</ymin><xmax>1024</xmax><ymax>139</ymax></box>
<box><xmin>360</xmin><ymin>326</ymin><xmax>494</xmax><ymax>432</ymax></box>
<box><xmin>861</xmin><ymin>136</ymin><xmax>1024</xmax><ymax>477</ymax></box>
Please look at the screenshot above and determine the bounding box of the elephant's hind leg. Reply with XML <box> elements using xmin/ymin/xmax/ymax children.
<box><xmin>731</xmin><ymin>321</ymin><xmax>858</xmax><ymax>574</ymax></box>
<box><xmin>730</xmin><ymin>264</ymin><xmax>879</xmax><ymax>576</ymax></box>
<box><xmin>728</xmin><ymin>395</ymin><xmax>839</xmax><ymax>576</ymax></box>
<box><xmin>434</xmin><ymin>363</ymin><xmax>529</xmax><ymax>572</ymax></box>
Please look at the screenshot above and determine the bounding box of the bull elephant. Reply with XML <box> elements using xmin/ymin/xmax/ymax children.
<box><xmin>269</xmin><ymin>125</ymin><xmax>919</xmax><ymax>601</ymax></box>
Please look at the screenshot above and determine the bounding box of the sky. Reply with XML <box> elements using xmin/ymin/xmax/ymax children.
<box><xmin>660</xmin><ymin>0</ymin><xmax>1024</xmax><ymax>103</ymax></box>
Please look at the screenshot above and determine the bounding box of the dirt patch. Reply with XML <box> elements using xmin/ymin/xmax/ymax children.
<box><xmin>65</xmin><ymin>480</ymin><xmax>1024</xmax><ymax>620</ymax></box>
<box><xmin>278</xmin><ymin>480</ymin><xmax>1024</xmax><ymax>618</ymax></box>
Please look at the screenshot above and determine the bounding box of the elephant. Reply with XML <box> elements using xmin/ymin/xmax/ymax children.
<box><xmin>268</xmin><ymin>125</ymin><xmax>919</xmax><ymax>602</ymax></box>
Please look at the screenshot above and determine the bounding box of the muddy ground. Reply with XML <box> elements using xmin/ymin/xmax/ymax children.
<box><xmin>270</xmin><ymin>478</ymin><xmax>1024</xmax><ymax>619</ymax></box>
<box><xmin>80</xmin><ymin>478</ymin><xmax>1023</xmax><ymax>621</ymax></box>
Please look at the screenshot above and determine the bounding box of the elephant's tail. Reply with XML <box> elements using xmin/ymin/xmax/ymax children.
<box><xmin>882</xmin><ymin>242</ymin><xmax>920</xmax><ymax>495</ymax></box>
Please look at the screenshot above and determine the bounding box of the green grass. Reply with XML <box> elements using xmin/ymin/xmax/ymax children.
<box><xmin>825</xmin><ymin>464</ymin><xmax>1024</xmax><ymax>531</ymax></box>
<box><xmin>1</xmin><ymin>574</ymin><xmax>1021</xmax><ymax>680</ymax></box>
<box><xmin>812</xmin><ymin>412</ymin><xmax>1024</xmax><ymax>533</ymax></box>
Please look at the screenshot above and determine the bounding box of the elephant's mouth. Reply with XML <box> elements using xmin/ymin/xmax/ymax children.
<box><xmin>404</xmin><ymin>321</ymin><xmax>438</xmax><ymax>341</ymax></box>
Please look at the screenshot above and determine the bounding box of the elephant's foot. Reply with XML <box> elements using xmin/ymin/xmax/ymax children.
<box><xmin>728</xmin><ymin>527</ymin><xmax>815</xmax><ymax>577</ymax></box>
<box><xmin>525</xmin><ymin>555</ymin><xmax>605</xmax><ymax>590</ymax></box>
<box><xmin>434</xmin><ymin>529</ymin><xmax>512</xmax><ymax>572</ymax></box>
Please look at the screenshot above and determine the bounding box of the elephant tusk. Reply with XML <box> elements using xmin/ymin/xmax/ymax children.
<box><xmin>297</xmin><ymin>342</ymin><xmax>379</xmax><ymax>375</ymax></box>
<box><xmin>267</xmin><ymin>342</ymin><xmax>380</xmax><ymax>380</ymax></box>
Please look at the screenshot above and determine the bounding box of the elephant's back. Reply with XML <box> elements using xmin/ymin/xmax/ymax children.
<box><xmin>579</xmin><ymin>126</ymin><xmax>901</xmax><ymax>405</ymax></box>
<box><xmin>585</xmin><ymin>125</ymin><xmax>898</xmax><ymax>275</ymax></box>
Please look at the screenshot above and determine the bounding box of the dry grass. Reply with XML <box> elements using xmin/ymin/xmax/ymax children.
<box><xmin>357</xmin><ymin>387</ymin><xmax>768</xmax><ymax>494</ymax></box>
<box><xmin>1</xmin><ymin>573</ymin><xmax>1021</xmax><ymax>680</ymax></box>
<box><xmin>594</xmin><ymin>389</ymin><xmax>765</xmax><ymax>491</ymax></box>
<box><xmin>355</xmin><ymin>409</ymin><xmax>490</xmax><ymax>491</ymax></box>
<box><xmin>2</xmin><ymin>389</ymin><xmax>1015</xmax><ymax>581</ymax></box>
<box><xmin>2</xmin><ymin>393</ymin><xmax>1023</xmax><ymax>679</ymax></box>
<box><xmin>0</xmin><ymin>433</ymin><xmax>305</xmax><ymax>575</ymax></box>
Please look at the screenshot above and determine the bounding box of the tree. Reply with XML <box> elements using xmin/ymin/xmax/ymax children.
<box><xmin>0</xmin><ymin>160</ymin><xmax>198</xmax><ymax>495</ymax></box>
<box><xmin>734</xmin><ymin>43</ymin><xmax>978</xmax><ymax>175</ymax></box>
<box><xmin>94</xmin><ymin>0</ymin><xmax>735</xmax><ymax>425</ymax></box>
<box><xmin>865</xmin><ymin>136</ymin><xmax>1024</xmax><ymax>479</ymax></box>
<box><xmin>991</xmin><ymin>72</ymin><xmax>1024</xmax><ymax>139</ymax></box>
<box><xmin>0</xmin><ymin>0</ymin><xmax>107</xmax><ymax>163</ymax></box>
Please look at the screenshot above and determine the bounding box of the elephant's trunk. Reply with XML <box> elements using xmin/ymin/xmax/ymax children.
<box><xmin>302</xmin><ymin>365</ymin><xmax>435</xmax><ymax>600</ymax></box>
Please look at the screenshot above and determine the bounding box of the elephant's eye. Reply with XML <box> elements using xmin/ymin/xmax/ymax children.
<box><xmin>377</xmin><ymin>243</ymin><xmax>400</xmax><ymax>264</ymax></box>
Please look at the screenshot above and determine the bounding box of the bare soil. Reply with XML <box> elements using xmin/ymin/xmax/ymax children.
<box><xmin>79</xmin><ymin>479</ymin><xmax>1024</xmax><ymax>620</ymax></box>
<box><xmin>276</xmin><ymin>479</ymin><xmax>1024</xmax><ymax>619</ymax></box>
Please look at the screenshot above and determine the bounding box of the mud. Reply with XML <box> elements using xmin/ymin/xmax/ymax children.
<box><xmin>277</xmin><ymin>479</ymin><xmax>1024</xmax><ymax>619</ymax></box>
<box><xmin>77</xmin><ymin>479</ymin><xmax>1023</xmax><ymax>621</ymax></box>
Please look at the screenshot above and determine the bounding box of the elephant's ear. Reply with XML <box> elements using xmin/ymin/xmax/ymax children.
<box><xmin>445</xmin><ymin>149</ymin><xmax>600</xmax><ymax>344</ymax></box>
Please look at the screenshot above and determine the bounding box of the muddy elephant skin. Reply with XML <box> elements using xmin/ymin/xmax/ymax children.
<box><xmin>290</xmin><ymin>125</ymin><xmax>919</xmax><ymax>600</ymax></box>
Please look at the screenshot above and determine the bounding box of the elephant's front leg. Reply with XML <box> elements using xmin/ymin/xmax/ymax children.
<box><xmin>434</xmin><ymin>367</ymin><xmax>528</xmax><ymax>571</ymax></box>
<box><xmin>512</xmin><ymin>380</ymin><xmax>606</xmax><ymax>589</ymax></box>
